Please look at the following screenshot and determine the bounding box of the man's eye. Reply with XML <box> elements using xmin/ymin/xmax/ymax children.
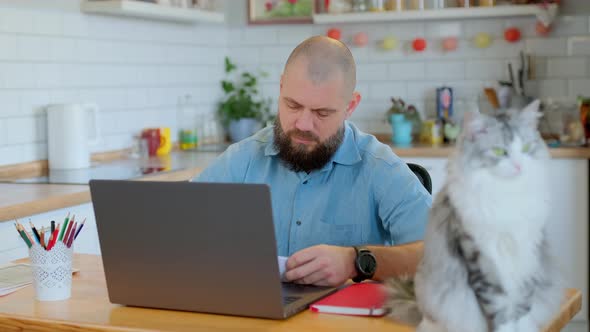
<box><xmin>317</xmin><ymin>111</ymin><xmax>329</xmax><ymax>118</ymax></box>
<box><xmin>287</xmin><ymin>103</ymin><xmax>300</xmax><ymax>110</ymax></box>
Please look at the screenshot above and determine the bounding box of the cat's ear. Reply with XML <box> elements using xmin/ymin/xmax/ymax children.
<box><xmin>514</xmin><ymin>99</ymin><xmax>542</xmax><ymax>128</ymax></box>
<box><xmin>462</xmin><ymin>111</ymin><xmax>487</xmax><ymax>141</ymax></box>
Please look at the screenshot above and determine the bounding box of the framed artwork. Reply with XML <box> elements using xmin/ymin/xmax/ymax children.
<box><xmin>248</xmin><ymin>0</ymin><xmax>315</xmax><ymax>25</ymax></box>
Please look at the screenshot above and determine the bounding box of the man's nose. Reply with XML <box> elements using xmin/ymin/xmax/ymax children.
<box><xmin>295</xmin><ymin>109</ymin><xmax>314</xmax><ymax>132</ymax></box>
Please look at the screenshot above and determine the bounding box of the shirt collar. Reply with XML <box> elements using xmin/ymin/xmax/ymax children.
<box><xmin>263</xmin><ymin>121</ymin><xmax>362</xmax><ymax>166</ymax></box>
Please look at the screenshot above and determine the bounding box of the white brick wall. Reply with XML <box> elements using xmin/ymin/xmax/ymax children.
<box><xmin>0</xmin><ymin>4</ymin><xmax>227</xmax><ymax>166</ymax></box>
<box><xmin>1</xmin><ymin>3</ymin><xmax>589</xmax><ymax>166</ymax></box>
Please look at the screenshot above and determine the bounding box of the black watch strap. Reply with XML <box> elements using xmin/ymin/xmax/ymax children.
<box><xmin>352</xmin><ymin>246</ymin><xmax>376</xmax><ymax>283</ymax></box>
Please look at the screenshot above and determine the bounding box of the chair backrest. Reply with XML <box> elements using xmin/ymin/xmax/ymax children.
<box><xmin>407</xmin><ymin>163</ymin><xmax>432</xmax><ymax>194</ymax></box>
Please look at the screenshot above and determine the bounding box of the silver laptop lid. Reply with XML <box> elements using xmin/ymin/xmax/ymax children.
<box><xmin>90</xmin><ymin>180</ymin><xmax>287</xmax><ymax>319</ymax></box>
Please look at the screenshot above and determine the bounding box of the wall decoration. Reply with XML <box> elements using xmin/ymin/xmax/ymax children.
<box><xmin>504</xmin><ymin>27</ymin><xmax>521</xmax><ymax>43</ymax></box>
<box><xmin>327</xmin><ymin>27</ymin><xmax>342</xmax><ymax>40</ymax></box>
<box><xmin>442</xmin><ymin>37</ymin><xmax>458</xmax><ymax>52</ymax></box>
<box><xmin>353</xmin><ymin>32</ymin><xmax>369</xmax><ymax>47</ymax></box>
<box><xmin>412</xmin><ymin>38</ymin><xmax>427</xmax><ymax>52</ymax></box>
<box><xmin>381</xmin><ymin>36</ymin><xmax>398</xmax><ymax>50</ymax></box>
<box><xmin>474</xmin><ymin>32</ymin><xmax>492</xmax><ymax>49</ymax></box>
<box><xmin>248</xmin><ymin>0</ymin><xmax>314</xmax><ymax>24</ymax></box>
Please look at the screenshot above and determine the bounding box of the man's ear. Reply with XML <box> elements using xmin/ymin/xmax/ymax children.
<box><xmin>280</xmin><ymin>75</ymin><xmax>283</xmax><ymax>91</ymax></box>
<box><xmin>345</xmin><ymin>92</ymin><xmax>361</xmax><ymax>119</ymax></box>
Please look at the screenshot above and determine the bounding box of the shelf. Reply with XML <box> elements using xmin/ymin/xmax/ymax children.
<box><xmin>81</xmin><ymin>0</ymin><xmax>225</xmax><ymax>24</ymax></box>
<box><xmin>313</xmin><ymin>4</ymin><xmax>542</xmax><ymax>24</ymax></box>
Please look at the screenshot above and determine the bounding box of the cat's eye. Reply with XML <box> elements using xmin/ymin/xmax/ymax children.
<box><xmin>492</xmin><ymin>147</ymin><xmax>507</xmax><ymax>157</ymax></box>
<box><xmin>522</xmin><ymin>143</ymin><xmax>531</xmax><ymax>153</ymax></box>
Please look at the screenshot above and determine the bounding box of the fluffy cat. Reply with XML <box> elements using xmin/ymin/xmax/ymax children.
<box><xmin>385</xmin><ymin>100</ymin><xmax>562</xmax><ymax>332</ymax></box>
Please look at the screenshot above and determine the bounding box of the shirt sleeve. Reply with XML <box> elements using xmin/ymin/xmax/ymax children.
<box><xmin>191</xmin><ymin>143</ymin><xmax>250</xmax><ymax>183</ymax></box>
<box><xmin>376</xmin><ymin>162</ymin><xmax>432</xmax><ymax>245</ymax></box>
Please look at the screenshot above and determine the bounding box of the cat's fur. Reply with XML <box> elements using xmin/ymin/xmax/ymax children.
<box><xmin>385</xmin><ymin>100</ymin><xmax>562</xmax><ymax>332</ymax></box>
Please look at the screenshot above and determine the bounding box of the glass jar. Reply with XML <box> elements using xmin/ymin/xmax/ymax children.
<box><xmin>352</xmin><ymin>0</ymin><xmax>368</xmax><ymax>12</ymax></box>
<box><xmin>478</xmin><ymin>0</ymin><xmax>495</xmax><ymax>7</ymax></box>
<box><xmin>176</xmin><ymin>95</ymin><xmax>199</xmax><ymax>151</ymax></box>
<box><xmin>368</xmin><ymin>0</ymin><xmax>386</xmax><ymax>11</ymax></box>
<box><xmin>384</xmin><ymin>0</ymin><xmax>403</xmax><ymax>10</ymax></box>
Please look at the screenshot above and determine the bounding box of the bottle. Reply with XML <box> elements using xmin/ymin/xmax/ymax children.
<box><xmin>176</xmin><ymin>95</ymin><xmax>199</xmax><ymax>151</ymax></box>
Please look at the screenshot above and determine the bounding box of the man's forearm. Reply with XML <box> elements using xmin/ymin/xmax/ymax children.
<box><xmin>366</xmin><ymin>241</ymin><xmax>424</xmax><ymax>281</ymax></box>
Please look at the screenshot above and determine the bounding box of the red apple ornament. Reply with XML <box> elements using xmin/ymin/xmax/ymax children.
<box><xmin>504</xmin><ymin>27</ymin><xmax>521</xmax><ymax>43</ymax></box>
<box><xmin>412</xmin><ymin>38</ymin><xmax>427</xmax><ymax>52</ymax></box>
<box><xmin>327</xmin><ymin>28</ymin><xmax>342</xmax><ymax>41</ymax></box>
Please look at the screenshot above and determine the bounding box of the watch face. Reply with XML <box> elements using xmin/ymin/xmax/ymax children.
<box><xmin>359</xmin><ymin>253</ymin><xmax>376</xmax><ymax>274</ymax></box>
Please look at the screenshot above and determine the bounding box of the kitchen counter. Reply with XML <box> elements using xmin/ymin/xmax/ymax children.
<box><xmin>0</xmin><ymin>151</ymin><xmax>220</xmax><ymax>222</ymax></box>
<box><xmin>373</xmin><ymin>134</ymin><xmax>590</xmax><ymax>159</ymax></box>
<box><xmin>1</xmin><ymin>141</ymin><xmax>590</xmax><ymax>222</ymax></box>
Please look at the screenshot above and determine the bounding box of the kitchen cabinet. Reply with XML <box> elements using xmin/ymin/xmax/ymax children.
<box><xmin>0</xmin><ymin>203</ymin><xmax>100</xmax><ymax>265</ymax></box>
<box><xmin>403</xmin><ymin>157</ymin><xmax>589</xmax><ymax>323</ymax></box>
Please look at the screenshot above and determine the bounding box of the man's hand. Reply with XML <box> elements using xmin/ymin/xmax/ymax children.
<box><xmin>284</xmin><ymin>245</ymin><xmax>356</xmax><ymax>286</ymax></box>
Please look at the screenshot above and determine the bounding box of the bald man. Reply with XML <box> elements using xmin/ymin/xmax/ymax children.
<box><xmin>195</xmin><ymin>36</ymin><xmax>431</xmax><ymax>287</ymax></box>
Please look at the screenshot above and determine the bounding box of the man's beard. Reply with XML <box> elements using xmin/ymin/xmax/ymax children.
<box><xmin>273</xmin><ymin>119</ymin><xmax>345</xmax><ymax>173</ymax></box>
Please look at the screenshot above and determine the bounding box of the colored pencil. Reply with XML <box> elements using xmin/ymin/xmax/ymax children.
<box><xmin>16</xmin><ymin>224</ymin><xmax>32</xmax><ymax>248</ymax></box>
<box><xmin>63</xmin><ymin>220</ymin><xmax>74</xmax><ymax>244</ymax></box>
<box><xmin>40</xmin><ymin>229</ymin><xmax>46</xmax><ymax>250</ymax></box>
<box><xmin>74</xmin><ymin>218</ymin><xmax>86</xmax><ymax>240</ymax></box>
<box><xmin>51</xmin><ymin>220</ymin><xmax>55</xmax><ymax>234</ymax></box>
<box><xmin>66</xmin><ymin>222</ymin><xmax>77</xmax><ymax>248</ymax></box>
<box><xmin>29</xmin><ymin>221</ymin><xmax>41</xmax><ymax>244</ymax></box>
<box><xmin>58</xmin><ymin>213</ymin><xmax>70</xmax><ymax>242</ymax></box>
<box><xmin>47</xmin><ymin>224</ymin><xmax>60</xmax><ymax>251</ymax></box>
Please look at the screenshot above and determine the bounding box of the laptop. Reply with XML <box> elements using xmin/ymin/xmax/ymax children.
<box><xmin>89</xmin><ymin>180</ymin><xmax>337</xmax><ymax>319</ymax></box>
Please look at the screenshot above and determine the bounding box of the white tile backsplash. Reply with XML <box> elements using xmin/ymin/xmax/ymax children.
<box><xmin>368</xmin><ymin>82</ymin><xmax>406</xmax><ymax>101</ymax></box>
<box><xmin>389</xmin><ymin>62</ymin><xmax>425</xmax><ymax>81</ymax></box>
<box><xmin>425</xmin><ymin>61</ymin><xmax>465</xmax><ymax>79</ymax></box>
<box><xmin>465</xmin><ymin>60</ymin><xmax>505</xmax><ymax>80</ymax></box>
<box><xmin>0</xmin><ymin>3</ymin><xmax>227</xmax><ymax>166</ymax></box>
<box><xmin>526</xmin><ymin>38</ymin><xmax>569</xmax><ymax>56</ymax></box>
<box><xmin>568</xmin><ymin>36</ymin><xmax>590</xmax><ymax>56</ymax></box>
<box><xmin>0</xmin><ymin>3</ymin><xmax>589</xmax><ymax>166</ymax></box>
<box><xmin>568</xmin><ymin>79</ymin><xmax>590</xmax><ymax>97</ymax></box>
<box><xmin>547</xmin><ymin>57</ymin><xmax>587</xmax><ymax>78</ymax></box>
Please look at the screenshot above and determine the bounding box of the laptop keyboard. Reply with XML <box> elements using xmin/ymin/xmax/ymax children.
<box><xmin>282</xmin><ymin>296</ymin><xmax>301</xmax><ymax>305</ymax></box>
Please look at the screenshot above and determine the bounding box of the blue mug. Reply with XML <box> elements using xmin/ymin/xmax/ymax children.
<box><xmin>390</xmin><ymin>114</ymin><xmax>412</xmax><ymax>146</ymax></box>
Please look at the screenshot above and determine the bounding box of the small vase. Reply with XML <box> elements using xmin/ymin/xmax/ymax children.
<box><xmin>390</xmin><ymin>114</ymin><xmax>413</xmax><ymax>147</ymax></box>
<box><xmin>228</xmin><ymin>118</ymin><xmax>261</xmax><ymax>142</ymax></box>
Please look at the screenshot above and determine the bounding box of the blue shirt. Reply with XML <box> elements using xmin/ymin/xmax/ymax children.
<box><xmin>194</xmin><ymin>122</ymin><xmax>431</xmax><ymax>256</ymax></box>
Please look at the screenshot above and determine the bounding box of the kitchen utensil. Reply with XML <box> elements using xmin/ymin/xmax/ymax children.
<box><xmin>46</xmin><ymin>104</ymin><xmax>100</xmax><ymax>170</ymax></box>
<box><xmin>518</xmin><ymin>51</ymin><xmax>525</xmax><ymax>96</ymax></box>
<box><xmin>484</xmin><ymin>88</ymin><xmax>500</xmax><ymax>109</ymax></box>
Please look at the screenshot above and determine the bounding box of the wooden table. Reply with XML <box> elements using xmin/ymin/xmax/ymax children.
<box><xmin>0</xmin><ymin>255</ymin><xmax>581</xmax><ymax>332</ymax></box>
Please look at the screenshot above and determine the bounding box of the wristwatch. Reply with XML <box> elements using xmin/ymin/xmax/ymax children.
<box><xmin>352</xmin><ymin>246</ymin><xmax>377</xmax><ymax>283</ymax></box>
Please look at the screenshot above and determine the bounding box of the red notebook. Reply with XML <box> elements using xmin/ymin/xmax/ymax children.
<box><xmin>309</xmin><ymin>282</ymin><xmax>388</xmax><ymax>316</ymax></box>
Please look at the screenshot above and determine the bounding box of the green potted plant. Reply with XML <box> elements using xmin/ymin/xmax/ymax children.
<box><xmin>217</xmin><ymin>57</ymin><xmax>273</xmax><ymax>142</ymax></box>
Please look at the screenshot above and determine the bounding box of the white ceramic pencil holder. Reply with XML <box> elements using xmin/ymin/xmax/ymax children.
<box><xmin>29</xmin><ymin>242</ymin><xmax>73</xmax><ymax>301</ymax></box>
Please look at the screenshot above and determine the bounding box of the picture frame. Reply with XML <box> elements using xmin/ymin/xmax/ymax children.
<box><xmin>248</xmin><ymin>0</ymin><xmax>315</xmax><ymax>25</ymax></box>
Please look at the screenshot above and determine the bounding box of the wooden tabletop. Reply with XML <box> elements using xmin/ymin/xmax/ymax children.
<box><xmin>0</xmin><ymin>254</ymin><xmax>581</xmax><ymax>332</ymax></box>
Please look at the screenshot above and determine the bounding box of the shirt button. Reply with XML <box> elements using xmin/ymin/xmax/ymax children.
<box><xmin>303</xmin><ymin>180</ymin><xmax>308</xmax><ymax>184</ymax></box>
<box><xmin>296</xmin><ymin>220</ymin><xmax>302</xmax><ymax>226</ymax></box>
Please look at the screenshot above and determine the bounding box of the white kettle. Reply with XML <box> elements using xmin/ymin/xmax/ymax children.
<box><xmin>46</xmin><ymin>103</ymin><xmax>100</xmax><ymax>170</ymax></box>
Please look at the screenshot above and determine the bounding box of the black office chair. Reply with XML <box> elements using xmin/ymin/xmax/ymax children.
<box><xmin>407</xmin><ymin>163</ymin><xmax>432</xmax><ymax>195</ymax></box>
